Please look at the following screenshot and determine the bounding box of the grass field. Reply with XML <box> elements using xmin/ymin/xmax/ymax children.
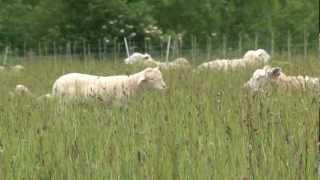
<box><xmin>0</xmin><ymin>55</ymin><xmax>319</xmax><ymax>179</ymax></box>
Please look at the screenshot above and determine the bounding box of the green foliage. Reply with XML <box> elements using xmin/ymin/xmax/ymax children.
<box><xmin>0</xmin><ymin>0</ymin><xmax>318</xmax><ymax>50</ymax></box>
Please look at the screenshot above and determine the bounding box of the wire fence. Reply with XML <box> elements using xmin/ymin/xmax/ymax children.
<box><xmin>1</xmin><ymin>32</ymin><xmax>319</xmax><ymax>65</ymax></box>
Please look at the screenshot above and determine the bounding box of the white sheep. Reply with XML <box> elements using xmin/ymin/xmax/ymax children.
<box><xmin>144</xmin><ymin>57</ymin><xmax>191</xmax><ymax>70</ymax></box>
<box><xmin>198</xmin><ymin>49</ymin><xmax>270</xmax><ymax>71</ymax></box>
<box><xmin>9</xmin><ymin>84</ymin><xmax>33</xmax><ymax>98</ymax></box>
<box><xmin>52</xmin><ymin>67</ymin><xmax>167</xmax><ymax>103</ymax></box>
<box><xmin>15</xmin><ymin>84</ymin><xmax>32</xmax><ymax>95</ymax></box>
<box><xmin>243</xmin><ymin>49</ymin><xmax>270</xmax><ymax>66</ymax></box>
<box><xmin>244</xmin><ymin>65</ymin><xmax>320</xmax><ymax>91</ymax></box>
<box><xmin>198</xmin><ymin>58</ymin><xmax>246</xmax><ymax>71</ymax></box>
<box><xmin>158</xmin><ymin>57</ymin><xmax>191</xmax><ymax>70</ymax></box>
<box><xmin>11</xmin><ymin>65</ymin><xmax>25</xmax><ymax>72</ymax></box>
<box><xmin>124</xmin><ymin>52</ymin><xmax>154</xmax><ymax>64</ymax></box>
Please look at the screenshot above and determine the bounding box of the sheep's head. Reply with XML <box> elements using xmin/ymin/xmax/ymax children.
<box><xmin>256</xmin><ymin>49</ymin><xmax>271</xmax><ymax>63</ymax></box>
<box><xmin>244</xmin><ymin>65</ymin><xmax>281</xmax><ymax>91</ymax></box>
<box><xmin>138</xmin><ymin>67</ymin><xmax>167</xmax><ymax>90</ymax></box>
<box><xmin>15</xmin><ymin>84</ymin><xmax>31</xmax><ymax>95</ymax></box>
<box><xmin>143</xmin><ymin>53</ymin><xmax>152</xmax><ymax>60</ymax></box>
<box><xmin>243</xmin><ymin>49</ymin><xmax>270</xmax><ymax>65</ymax></box>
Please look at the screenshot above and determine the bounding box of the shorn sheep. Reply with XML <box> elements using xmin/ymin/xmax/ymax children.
<box><xmin>244</xmin><ymin>65</ymin><xmax>320</xmax><ymax>91</ymax></box>
<box><xmin>52</xmin><ymin>67</ymin><xmax>167</xmax><ymax>103</ymax></box>
<box><xmin>124</xmin><ymin>52</ymin><xmax>154</xmax><ymax>64</ymax></box>
<box><xmin>198</xmin><ymin>49</ymin><xmax>270</xmax><ymax>71</ymax></box>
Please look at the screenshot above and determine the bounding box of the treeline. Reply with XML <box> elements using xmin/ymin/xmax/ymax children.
<box><xmin>0</xmin><ymin>0</ymin><xmax>319</xmax><ymax>50</ymax></box>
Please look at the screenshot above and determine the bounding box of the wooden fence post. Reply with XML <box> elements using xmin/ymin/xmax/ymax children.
<box><xmin>238</xmin><ymin>33</ymin><xmax>242</xmax><ymax>56</ymax></box>
<box><xmin>303</xmin><ymin>28</ymin><xmax>308</xmax><ymax>60</ymax></box>
<box><xmin>287</xmin><ymin>31</ymin><xmax>291</xmax><ymax>61</ymax></box>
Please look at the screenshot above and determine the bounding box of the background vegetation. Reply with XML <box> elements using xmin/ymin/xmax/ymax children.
<box><xmin>0</xmin><ymin>0</ymin><xmax>319</xmax><ymax>51</ymax></box>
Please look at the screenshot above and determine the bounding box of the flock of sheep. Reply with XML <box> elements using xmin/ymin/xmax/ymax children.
<box><xmin>5</xmin><ymin>48</ymin><xmax>320</xmax><ymax>105</ymax></box>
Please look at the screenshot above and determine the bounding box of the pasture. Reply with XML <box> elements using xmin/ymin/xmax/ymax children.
<box><xmin>0</xmin><ymin>55</ymin><xmax>319</xmax><ymax>179</ymax></box>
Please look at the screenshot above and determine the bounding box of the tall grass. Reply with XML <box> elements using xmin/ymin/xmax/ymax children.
<box><xmin>0</xmin><ymin>56</ymin><xmax>319</xmax><ymax>179</ymax></box>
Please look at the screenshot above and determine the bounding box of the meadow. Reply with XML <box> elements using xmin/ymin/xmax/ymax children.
<box><xmin>0</xmin><ymin>55</ymin><xmax>319</xmax><ymax>179</ymax></box>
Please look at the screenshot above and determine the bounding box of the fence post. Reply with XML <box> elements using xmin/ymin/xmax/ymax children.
<box><xmin>303</xmin><ymin>28</ymin><xmax>308</xmax><ymax>60</ymax></box>
<box><xmin>113</xmin><ymin>38</ymin><xmax>117</xmax><ymax>62</ymax></box>
<box><xmin>3</xmin><ymin>46</ymin><xmax>9</xmax><ymax>65</ymax></box>
<box><xmin>222</xmin><ymin>34</ymin><xmax>227</xmax><ymax>58</ymax></box>
<box><xmin>53</xmin><ymin>41</ymin><xmax>57</xmax><ymax>61</ymax></box>
<box><xmin>178</xmin><ymin>34</ymin><xmax>183</xmax><ymax>57</ymax></box>
<box><xmin>191</xmin><ymin>35</ymin><xmax>194</xmax><ymax>62</ymax></box>
<box><xmin>287</xmin><ymin>31</ymin><xmax>291</xmax><ymax>61</ymax></box>
<box><xmin>82</xmin><ymin>39</ymin><xmax>86</xmax><ymax>61</ymax></box>
<box><xmin>73</xmin><ymin>41</ymin><xmax>77</xmax><ymax>60</ymax></box>
<box><xmin>38</xmin><ymin>41</ymin><xmax>42</xmax><ymax>57</ymax></box>
<box><xmin>166</xmin><ymin>36</ymin><xmax>171</xmax><ymax>63</ymax></box>
<box><xmin>172</xmin><ymin>36</ymin><xmax>178</xmax><ymax>59</ymax></box>
<box><xmin>124</xmin><ymin>37</ymin><xmax>130</xmax><ymax>58</ymax></box>
<box><xmin>238</xmin><ymin>33</ymin><xmax>242</xmax><ymax>56</ymax></box>
<box><xmin>87</xmin><ymin>43</ymin><xmax>91</xmax><ymax>59</ymax></box>
<box><xmin>207</xmin><ymin>36</ymin><xmax>212</xmax><ymax>61</ymax></box>
<box><xmin>254</xmin><ymin>32</ymin><xmax>259</xmax><ymax>49</ymax></box>
<box><xmin>103</xmin><ymin>39</ymin><xmax>107</xmax><ymax>60</ymax></box>
<box><xmin>318</xmin><ymin>33</ymin><xmax>320</xmax><ymax>60</ymax></box>
<box><xmin>44</xmin><ymin>41</ymin><xmax>48</xmax><ymax>57</ymax></box>
<box><xmin>271</xmin><ymin>31</ymin><xmax>274</xmax><ymax>56</ymax></box>
<box><xmin>23</xmin><ymin>41</ymin><xmax>26</xmax><ymax>60</ymax></box>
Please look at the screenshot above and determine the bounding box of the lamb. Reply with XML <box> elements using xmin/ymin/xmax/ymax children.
<box><xmin>244</xmin><ymin>65</ymin><xmax>320</xmax><ymax>91</ymax></box>
<box><xmin>124</xmin><ymin>52</ymin><xmax>154</xmax><ymax>64</ymax></box>
<box><xmin>198</xmin><ymin>49</ymin><xmax>270</xmax><ymax>71</ymax></box>
<box><xmin>14</xmin><ymin>84</ymin><xmax>32</xmax><ymax>95</ymax></box>
<box><xmin>9</xmin><ymin>84</ymin><xmax>53</xmax><ymax>101</ymax></box>
<box><xmin>52</xmin><ymin>67</ymin><xmax>167</xmax><ymax>103</ymax></box>
<box><xmin>9</xmin><ymin>84</ymin><xmax>33</xmax><ymax>97</ymax></box>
